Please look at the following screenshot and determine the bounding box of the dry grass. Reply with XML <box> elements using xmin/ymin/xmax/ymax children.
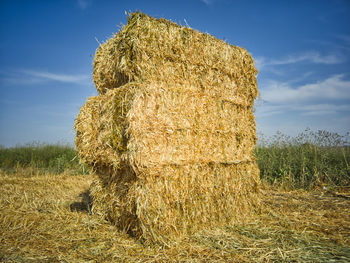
<box><xmin>1</xmin><ymin>170</ymin><xmax>349</xmax><ymax>262</ymax></box>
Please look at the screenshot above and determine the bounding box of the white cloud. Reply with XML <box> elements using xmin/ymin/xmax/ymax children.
<box><xmin>255</xmin><ymin>75</ymin><xmax>350</xmax><ymax>125</ymax></box>
<box><xmin>0</xmin><ymin>69</ymin><xmax>90</xmax><ymax>86</ymax></box>
<box><xmin>254</xmin><ymin>48</ymin><xmax>349</xmax><ymax>136</ymax></box>
<box><xmin>255</xmin><ymin>51</ymin><xmax>343</xmax><ymax>71</ymax></box>
<box><xmin>261</xmin><ymin>75</ymin><xmax>350</xmax><ymax>104</ymax></box>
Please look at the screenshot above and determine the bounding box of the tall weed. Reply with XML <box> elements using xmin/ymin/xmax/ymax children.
<box><xmin>0</xmin><ymin>143</ymin><xmax>88</xmax><ymax>175</ymax></box>
<box><xmin>256</xmin><ymin>129</ymin><xmax>350</xmax><ymax>189</ymax></box>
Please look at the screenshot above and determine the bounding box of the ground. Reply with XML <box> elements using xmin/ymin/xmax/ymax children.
<box><xmin>0</xmin><ymin>170</ymin><xmax>349</xmax><ymax>262</ymax></box>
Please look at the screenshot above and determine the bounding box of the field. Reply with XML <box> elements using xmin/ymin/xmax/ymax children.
<box><xmin>1</xmin><ymin>130</ymin><xmax>349</xmax><ymax>262</ymax></box>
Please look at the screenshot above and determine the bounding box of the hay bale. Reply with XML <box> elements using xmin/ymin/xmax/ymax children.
<box><xmin>75</xmin><ymin>12</ymin><xmax>260</xmax><ymax>244</ymax></box>
<box><xmin>93</xmin><ymin>12</ymin><xmax>258</xmax><ymax>102</ymax></box>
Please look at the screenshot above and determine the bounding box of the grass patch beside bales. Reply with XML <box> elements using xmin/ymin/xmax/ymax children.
<box><xmin>256</xmin><ymin>129</ymin><xmax>350</xmax><ymax>189</ymax></box>
<box><xmin>0</xmin><ymin>143</ymin><xmax>88</xmax><ymax>175</ymax></box>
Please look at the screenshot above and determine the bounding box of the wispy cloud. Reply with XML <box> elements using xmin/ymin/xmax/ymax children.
<box><xmin>256</xmin><ymin>103</ymin><xmax>350</xmax><ymax>117</ymax></box>
<box><xmin>337</xmin><ymin>35</ymin><xmax>350</xmax><ymax>45</ymax></box>
<box><xmin>0</xmin><ymin>69</ymin><xmax>90</xmax><ymax>86</ymax></box>
<box><xmin>306</xmin><ymin>37</ymin><xmax>350</xmax><ymax>53</ymax></box>
<box><xmin>255</xmin><ymin>51</ymin><xmax>343</xmax><ymax>71</ymax></box>
<box><xmin>299</xmin><ymin>103</ymin><xmax>350</xmax><ymax>116</ymax></box>
<box><xmin>262</xmin><ymin>74</ymin><xmax>350</xmax><ymax>104</ymax></box>
<box><xmin>22</xmin><ymin>70</ymin><xmax>89</xmax><ymax>84</ymax></box>
<box><xmin>77</xmin><ymin>0</ymin><xmax>92</xmax><ymax>10</ymax></box>
<box><xmin>201</xmin><ymin>0</ymin><xmax>212</xmax><ymax>5</ymax></box>
<box><xmin>273</xmin><ymin>52</ymin><xmax>341</xmax><ymax>65</ymax></box>
<box><xmin>200</xmin><ymin>0</ymin><xmax>221</xmax><ymax>5</ymax></box>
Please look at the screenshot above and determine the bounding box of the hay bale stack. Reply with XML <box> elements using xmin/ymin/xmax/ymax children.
<box><xmin>75</xmin><ymin>12</ymin><xmax>260</xmax><ymax>244</ymax></box>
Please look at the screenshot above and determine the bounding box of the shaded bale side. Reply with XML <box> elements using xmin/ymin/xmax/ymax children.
<box><xmin>74</xmin><ymin>84</ymin><xmax>137</xmax><ymax>169</ymax></box>
<box><xmin>93</xmin><ymin>12</ymin><xmax>258</xmax><ymax>106</ymax></box>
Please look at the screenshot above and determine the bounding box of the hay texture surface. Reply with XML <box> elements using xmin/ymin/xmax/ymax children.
<box><xmin>75</xmin><ymin>12</ymin><xmax>260</xmax><ymax>244</ymax></box>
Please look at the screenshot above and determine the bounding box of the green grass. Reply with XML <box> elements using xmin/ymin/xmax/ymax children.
<box><xmin>256</xmin><ymin>129</ymin><xmax>350</xmax><ymax>189</ymax></box>
<box><xmin>0</xmin><ymin>143</ymin><xmax>88</xmax><ymax>175</ymax></box>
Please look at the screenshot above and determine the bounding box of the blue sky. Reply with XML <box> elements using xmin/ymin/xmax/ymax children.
<box><xmin>0</xmin><ymin>0</ymin><xmax>349</xmax><ymax>147</ymax></box>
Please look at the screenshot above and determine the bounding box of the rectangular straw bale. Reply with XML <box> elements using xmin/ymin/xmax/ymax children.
<box><xmin>93</xmin><ymin>12</ymin><xmax>258</xmax><ymax>104</ymax></box>
<box><xmin>75</xmin><ymin>12</ymin><xmax>261</xmax><ymax>244</ymax></box>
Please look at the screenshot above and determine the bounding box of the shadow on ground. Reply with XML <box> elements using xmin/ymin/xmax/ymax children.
<box><xmin>70</xmin><ymin>189</ymin><xmax>92</xmax><ymax>213</ymax></box>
